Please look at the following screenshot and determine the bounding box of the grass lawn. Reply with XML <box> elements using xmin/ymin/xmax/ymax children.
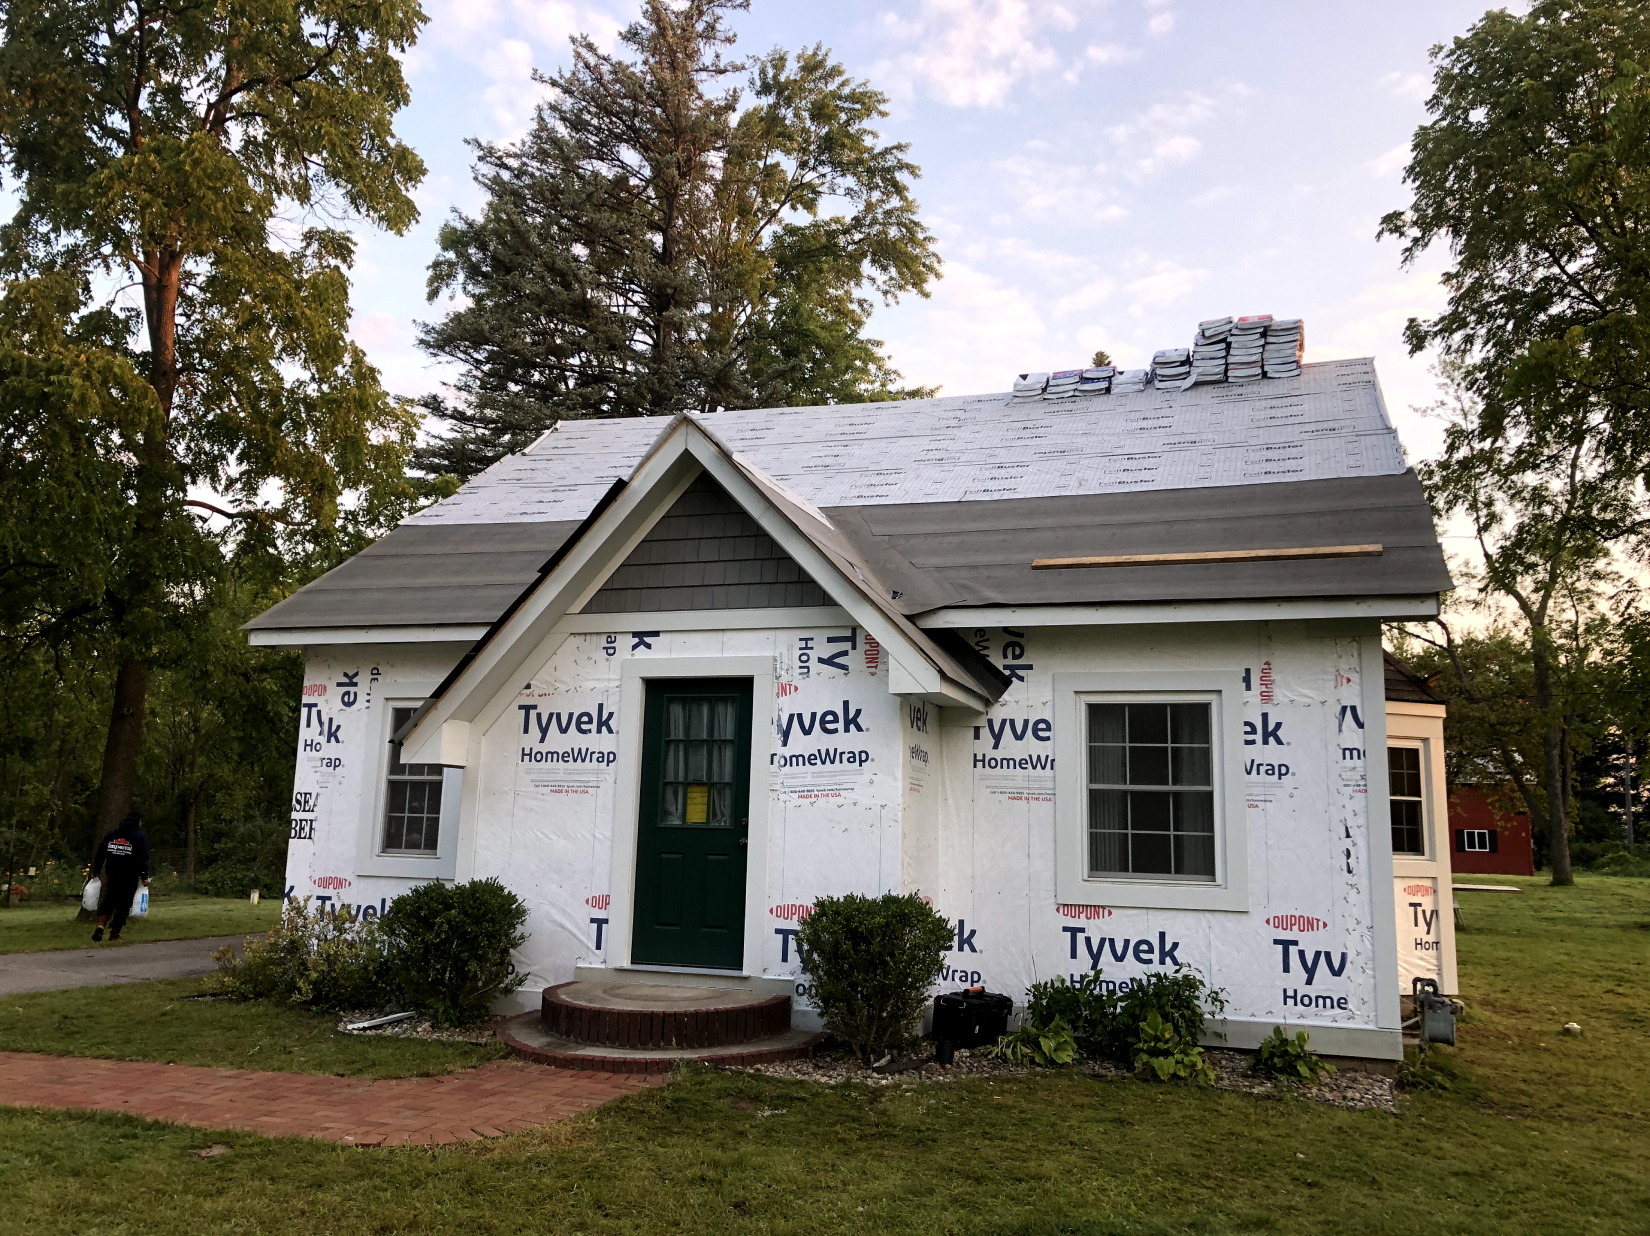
<box><xmin>0</xmin><ymin>875</ymin><xmax>1646</xmax><ymax>1234</ymax></box>
<box><xmin>0</xmin><ymin>977</ymin><xmax>505</xmax><ymax>1078</ymax></box>
<box><xmin>0</xmin><ymin>892</ymin><xmax>280</xmax><ymax>955</ymax></box>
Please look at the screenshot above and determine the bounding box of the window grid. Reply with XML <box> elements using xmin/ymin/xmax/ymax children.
<box><xmin>1388</xmin><ymin>746</ymin><xmax>1426</xmax><ymax>855</ymax></box>
<box><xmin>383</xmin><ymin>706</ymin><xmax>442</xmax><ymax>854</ymax></box>
<box><xmin>1086</xmin><ymin>702</ymin><xmax>1216</xmax><ymax>881</ymax></box>
<box><xmin>1461</xmin><ymin>829</ymin><xmax>1491</xmax><ymax>852</ymax></box>
<box><xmin>659</xmin><ymin>696</ymin><xmax>738</xmax><ymax>827</ymax></box>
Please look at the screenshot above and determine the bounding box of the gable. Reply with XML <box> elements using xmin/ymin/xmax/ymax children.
<box><xmin>581</xmin><ymin>472</ymin><xmax>828</xmax><ymax>614</ymax></box>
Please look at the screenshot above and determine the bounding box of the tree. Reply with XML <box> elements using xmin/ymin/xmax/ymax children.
<box><xmin>417</xmin><ymin>0</ymin><xmax>941</xmax><ymax>479</ymax></box>
<box><xmin>1393</xmin><ymin>366</ymin><xmax>1639</xmax><ymax>882</ymax></box>
<box><xmin>1379</xmin><ymin>0</ymin><xmax>1650</xmax><ymax>481</ymax></box>
<box><xmin>1380</xmin><ymin>0</ymin><xmax>1650</xmax><ymax>883</ymax></box>
<box><xmin>1090</xmin><ymin>349</ymin><xmax>1112</xmax><ymax>368</ymax></box>
<box><xmin>0</xmin><ymin>0</ymin><xmax>429</xmax><ymax>840</ymax></box>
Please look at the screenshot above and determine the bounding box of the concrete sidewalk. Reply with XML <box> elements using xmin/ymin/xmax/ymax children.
<box><xmin>0</xmin><ymin>936</ymin><xmax>247</xmax><ymax>997</ymax></box>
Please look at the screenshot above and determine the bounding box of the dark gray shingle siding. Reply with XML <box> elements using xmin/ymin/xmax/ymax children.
<box><xmin>581</xmin><ymin>474</ymin><xmax>828</xmax><ymax>614</ymax></box>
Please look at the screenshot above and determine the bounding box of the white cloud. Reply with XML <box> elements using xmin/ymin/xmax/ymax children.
<box><xmin>1370</xmin><ymin>142</ymin><xmax>1411</xmax><ymax>179</ymax></box>
<box><xmin>989</xmin><ymin>155</ymin><xmax>1128</xmax><ymax>223</ymax></box>
<box><xmin>1103</xmin><ymin>92</ymin><xmax>1218</xmax><ymax>180</ymax></box>
<box><xmin>1125</xmin><ymin>260</ymin><xmax>1206</xmax><ymax>308</ymax></box>
<box><xmin>1147</xmin><ymin>12</ymin><xmax>1175</xmax><ymax>36</ymax></box>
<box><xmin>871</xmin><ymin>0</ymin><xmax>1101</xmax><ymax>108</ymax></box>
<box><xmin>1087</xmin><ymin>43</ymin><xmax>1140</xmax><ymax>65</ymax></box>
<box><xmin>877</xmin><ymin>260</ymin><xmax>1055</xmax><ymax>392</ymax></box>
<box><xmin>1379</xmin><ymin>70</ymin><xmax>1431</xmax><ymax>101</ymax></box>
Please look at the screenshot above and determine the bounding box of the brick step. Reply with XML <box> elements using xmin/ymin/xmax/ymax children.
<box><xmin>499</xmin><ymin>1012</ymin><xmax>825</xmax><ymax>1074</ymax></box>
<box><xmin>540</xmin><ymin>981</ymin><xmax>791</xmax><ymax>1050</ymax></box>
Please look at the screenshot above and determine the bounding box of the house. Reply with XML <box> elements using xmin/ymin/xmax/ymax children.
<box><xmin>1447</xmin><ymin>787</ymin><xmax>1536</xmax><ymax>877</ymax></box>
<box><xmin>248</xmin><ymin>350</ymin><xmax>1454</xmax><ymax>1065</ymax></box>
<box><xmin>1383</xmin><ymin>651</ymin><xmax>1459</xmax><ymax>995</ymax></box>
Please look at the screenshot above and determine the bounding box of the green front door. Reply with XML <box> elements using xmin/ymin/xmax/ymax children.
<box><xmin>632</xmin><ymin>678</ymin><xmax>752</xmax><ymax>969</ymax></box>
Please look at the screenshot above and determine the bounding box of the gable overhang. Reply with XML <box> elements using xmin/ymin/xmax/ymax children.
<box><xmin>401</xmin><ymin>416</ymin><xmax>995</xmax><ymax>766</ymax></box>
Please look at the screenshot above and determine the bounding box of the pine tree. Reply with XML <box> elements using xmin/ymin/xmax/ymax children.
<box><xmin>417</xmin><ymin>0</ymin><xmax>940</xmax><ymax>478</ymax></box>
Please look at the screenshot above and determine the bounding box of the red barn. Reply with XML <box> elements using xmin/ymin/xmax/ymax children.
<box><xmin>1446</xmin><ymin>787</ymin><xmax>1535</xmax><ymax>876</ymax></box>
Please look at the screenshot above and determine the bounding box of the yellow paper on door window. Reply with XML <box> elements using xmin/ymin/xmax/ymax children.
<box><xmin>685</xmin><ymin>783</ymin><xmax>709</xmax><ymax>824</ymax></box>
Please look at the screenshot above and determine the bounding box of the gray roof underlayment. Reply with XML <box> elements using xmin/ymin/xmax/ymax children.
<box><xmin>246</xmin><ymin>356</ymin><xmax>1453</xmax><ymax>633</ymax></box>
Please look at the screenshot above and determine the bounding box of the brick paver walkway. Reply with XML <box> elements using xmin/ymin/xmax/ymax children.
<box><xmin>0</xmin><ymin>1051</ymin><xmax>663</xmax><ymax>1146</ymax></box>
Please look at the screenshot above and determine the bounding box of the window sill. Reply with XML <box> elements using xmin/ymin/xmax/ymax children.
<box><xmin>1057</xmin><ymin>875</ymin><xmax>1248</xmax><ymax>913</ymax></box>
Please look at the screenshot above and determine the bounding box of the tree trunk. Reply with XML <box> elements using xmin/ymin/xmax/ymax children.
<box><xmin>91</xmin><ymin>657</ymin><xmax>150</xmax><ymax>842</ymax></box>
<box><xmin>1531</xmin><ymin>633</ymin><xmax>1574</xmax><ymax>885</ymax></box>
<box><xmin>184</xmin><ymin>791</ymin><xmax>198</xmax><ymax>880</ymax></box>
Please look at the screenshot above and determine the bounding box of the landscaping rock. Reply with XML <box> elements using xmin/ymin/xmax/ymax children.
<box><xmin>725</xmin><ymin>1046</ymin><xmax>1397</xmax><ymax>1112</ymax></box>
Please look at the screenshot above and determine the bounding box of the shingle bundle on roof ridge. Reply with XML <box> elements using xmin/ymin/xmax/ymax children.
<box><xmin>1013</xmin><ymin>372</ymin><xmax>1049</xmax><ymax>401</ymax></box>
<box><xmin>1150</xmin><ymin>347</ymin><xmax>1192</xmax><ymax>390</ymax></box>
<box><xmin>1263</xmin><ymin>318</ymin><xmax>1304</xmax><ymax>379</ymax></box>
<box><xmin>1191</xmin><ymin>317</ymin><xmax>1232</xmax><ymax>386</ymax></box>
<box><xmin>1042</xmin><ymin>368</ymin><xmax>1083</xmax><ymax>400</ymax></box>
<box><xmin>1111</xmin><ymin>368</ymin><xmax>1149</xmax><ymax>394</ymax></box>
<box><xmin>1225</xmin><ymin>315</ymin><xmax>1271</xmax><ymax>383</ymax></box>
<box><xmin>1077</xmin><ymin>366</ymin><xmax>1114</xmax><ymax>395</ymax></box>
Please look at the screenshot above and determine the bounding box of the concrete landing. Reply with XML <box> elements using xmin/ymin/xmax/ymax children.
<box><xmin>542</xmin><ymin>980</ymin><xmax>792</xmax><ymax>1052</ymax></box>
<box><xmin>499</xmin><ymin>1013</ymin><xmax>825</xmax><ymax>1074</ymax></box>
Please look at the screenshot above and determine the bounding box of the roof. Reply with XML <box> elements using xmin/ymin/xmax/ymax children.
<box><xmin>246</xmin><ymin>357</ymin><xmax>1452</xmax><ymax>633</ymax></box>
<box><xmin>1384</xmin><ymin>650</ymin><xmax>1446</xmax><ymax>704</ymax></box>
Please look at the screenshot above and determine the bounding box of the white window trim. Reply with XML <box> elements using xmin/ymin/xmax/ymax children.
<box><xmin>355</xmin><ymin>697</ymin><xmax>461</xmax><ymax>880</ymax></box>
<box><xmin>1054</xmin><ymin>670</ymin><xmax>1249</xmax><ymax>912</ymax></box>
<box><xmin>604</xmin><ymin>656</ymin><xmax>775</xmax><ymax>976</ymax></box>
<box><xmin>1386</xmin><ymin>738</ymin><xmax>1431</xmax><ymax>861</ymax></box>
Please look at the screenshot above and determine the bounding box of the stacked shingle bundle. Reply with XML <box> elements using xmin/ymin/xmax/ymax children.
<box><xmin>1262</xmin><ymin>319</ymin><xmax>1304</xmax><ymax>378</ymax></box>
<box><xmin>1191</xmin><ymin>317</ymin><xmax>1231</xmax><ymax>384</ymax></box>
<box><xmin>1043</xmin><ymin>369</ymin><xmax>1082</xmax><ymax>400</ymax></box>
<box><xmin>1077</xmin><ymin>366</ymin><xmax>1114</xmax><ymax>395</ymax></box>
<box><xmin>1112</xmin><ymin>368</ymin><xmax>1149</xmax><ymax>394</ymax></box>
<box><xmin>1151</xmin><ymin>347</ymin><xmax>1192</xmax><ymax>389</ymax></box>
<box><xmin>1225</xmin><ymin>315</ymin><xmax>1270</xmax><ymax>382</ymax></box>
<box><xmin>1013</xmin><ymin>372</ymin><xmax>1049</xmax><ymax>401</ymax></box>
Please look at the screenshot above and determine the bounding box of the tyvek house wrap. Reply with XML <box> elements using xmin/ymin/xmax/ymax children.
<box><xmin>284</xmin><ymin>618</ymin><xmax>1388</xmax><ymax>1040</ymax></box>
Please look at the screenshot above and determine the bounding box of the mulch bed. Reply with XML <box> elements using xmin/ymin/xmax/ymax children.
<box><xmin>726</xmin><ymin>1046</ymin><xmax>1397</xmax><ymax>1112</ymax></box>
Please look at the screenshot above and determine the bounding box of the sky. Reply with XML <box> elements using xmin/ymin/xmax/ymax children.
<box><xmin>350</xmin><ymin>0</ymin><xmax>1502</xmax><ymax>470</ymax></box>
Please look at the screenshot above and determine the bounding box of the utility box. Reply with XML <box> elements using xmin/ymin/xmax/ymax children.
<box><xmin>932</xmin><ymin>989</ymin><xmax>1014</xmax><ymax>1048</ymax></box>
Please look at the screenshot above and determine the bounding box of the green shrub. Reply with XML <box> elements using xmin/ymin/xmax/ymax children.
<box><xmin>1587</xmin><ymin>844</ymin><xmax>1650</xmax><ymax>878</ymax></box>
<box><xmin>193</xmin><ymin>864</ymin><xmax>280</xmax><ymax>899</ymax></box>
<box><xmin>382</xmin><ymin>878</ymin><xmax>528</xmax><ymax>1027</ymax></box>
<box><xmin>1023</xmin><ymin>966</ymin><xmax>1225</xmax><ymax>1064</ymax></box>
<box><xmin>1252</xmin><ymin>1026</ymin><xmax>1336</xmax><ymax>1081</ymax></box>
<box><xmin>794</xmin><ymin>892</ymin><xmax>955</xmax><ymax>1060</ymax></box>
<box><xmin>1132</xmin><ymin>1008</ymin><xmax>1215</xmax><ymax>1084</ymax></box>
<box><xmin>986</xmin><ymin>1016</ymin><xmax>1078</xmax><ymax>1067</ymax></box>
<box><xmin>207</xmin><ymin>897</ymin><xmax>388</xmax><ymax>1009</ymax></box>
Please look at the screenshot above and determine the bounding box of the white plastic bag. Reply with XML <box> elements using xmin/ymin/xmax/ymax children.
<box><xmin>81</xmin><ymin>877</ymin><xmax>102</xmax><ymax>913</ymax></box>
<box><xmin>130</xmin><ymin>884</ymin><xmax>149</xmax><ymax>919</ymax></box>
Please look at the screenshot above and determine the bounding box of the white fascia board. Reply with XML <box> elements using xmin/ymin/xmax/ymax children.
<box><xmin>245</xmin><ymin>626</ymin><xmax>490</xmax><ymax>647</ymax></box>
<box><xmin>916</xmin><ymin>595</ymin><xmax>1443</xmax><ymax>630</ymax></box>
<box><xmin>401</xmin><ymin>425</ymin><xmax>704</xmax><ymax>764</ymax></box>
<box><xmin>685</xmin><ymin>435</ymin><xmax>990</xmax><ymax>710</ymax></box>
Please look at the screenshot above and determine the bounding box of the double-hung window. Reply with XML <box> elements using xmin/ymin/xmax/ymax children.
<box><xmin>383</xmin><ymin>706</ymin><xmax>443</xmax><ymax>855</ymax></box>
<box><xmin>1055</xmin><ymin>672</ymin><xmax>1246</xmax><ymax>912</ymax></box>
<box><xmin>1086</xmin><ymin>703</ymin><xmax>1215</xmax><ymax>880</ymax></box>
<box><xmin>1388</xmin><ymin>746</ymin><xmax>1426</xmax><ymax>856</ymax></box>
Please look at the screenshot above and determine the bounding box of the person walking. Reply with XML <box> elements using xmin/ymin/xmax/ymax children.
<box><xmin>91</xmin><ymin>811</ymin><xmax>149</xmax><ymax>943</ymax></box>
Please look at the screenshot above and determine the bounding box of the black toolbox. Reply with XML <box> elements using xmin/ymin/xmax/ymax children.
<box><xmin>932</xmin><ymin>989</ymin><xmax>1014</xmax><ymax>1048</ymax></box>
